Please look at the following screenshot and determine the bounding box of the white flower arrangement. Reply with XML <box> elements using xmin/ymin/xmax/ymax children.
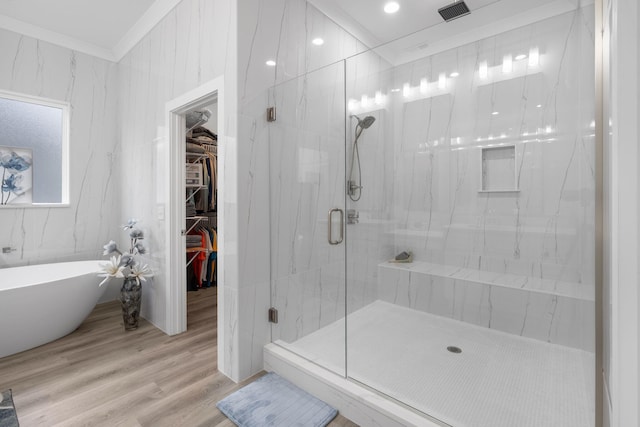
<box><xmin>98</xmin><ymin>219</ymin><xmax>154</xmax><ymax>286</ymax></box>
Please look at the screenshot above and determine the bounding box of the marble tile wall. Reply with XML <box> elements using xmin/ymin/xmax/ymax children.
<box><xmin>238</xmin><ymin>0</ymin><xmax>368</xmax><ymax>104</ymax></box>
<box><xmin>262</xmin><ymin>19</ymin><xmax>393</xmax><ymax>355</ymax></box>
<box><xmin>267</xmin><ymin>51</ymin><xmax>395</xmax><ymax>347</ymax></box>
<box><xmin>116</xmin><ymin>0</ymin><xmax>240</xmax><ymax>376</ymax></box>
<box><xmin>115</xmin><ymin>0</ymin><xmax>371</xmax><ymax>382</ymax></box>
<box><xmin>0</xmin><ymin>0</ymin><xmax>376</xmax><ymax>384</ymax></box>
<box><xmin>268</xmin><ymin>61</ymin><xmax>347</xmax><ymax>349</ymax></box>
<box><xmin>263</xmin><ymin>3</ymin><xmax>596</xmax><ymax>362</ymax></box>
<box><xmin>345</xmin><ymin>52</ymin><xmax>396</xmax><ymax>315</ymax></box>
<box><xmin>386</xmin><ymin>8</ymin><xmax>596</xmax><ymax>288</ymax></box>
<box><xmin>0</xmin><ymin>29</ymin><xmax>120</xmax><ymax>293</ymax></box>
<box><xmin>378</xmin><ymin>262</ymin><xmax>594</xmax><ymax>351</ymax></box>
<box><xmin>238</xmin><ymin>0</ymin><xmax>376</xmax><ymax>379</ymax></box>
<box><xmin>0</xmin><ymin>0</ymin><xmax>596</xmax><ymax>386</ymax></box>
<box><xmin>350</xmin><ymin>7</ymin><xmax>597</xmax><ymax>352</ymax></box>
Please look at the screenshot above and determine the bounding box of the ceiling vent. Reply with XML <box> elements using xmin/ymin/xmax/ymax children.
<box><xmin>438</xmin><ymin>1</ymin><xmax>471</xmax><ymax>22</ymax></box>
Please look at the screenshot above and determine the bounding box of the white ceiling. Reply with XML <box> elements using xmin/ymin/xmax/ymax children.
<box><xmin>309</xmin><ymin>0</ymin><xmax>498</xmax><ymax>49</ymax></box>
<box><xmin>0</xmin><ymin>0</ymin><xmax>181</xmax><ymax>61</ymax></box>
<box><xmin>0</xmin><ymin>0</ymin><xmax>587</xmax><ymax>64</ymax></box>
<box><xmin>309</xmin><ymin>0</ymin><xmax>586</xmax><ymax>65</ymax></box>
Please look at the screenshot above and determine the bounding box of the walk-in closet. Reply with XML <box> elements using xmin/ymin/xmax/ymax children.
<box><xmin>184</xmin><ymin>102</ymin><xmax>218</xmax><ymax>298</ymax></box>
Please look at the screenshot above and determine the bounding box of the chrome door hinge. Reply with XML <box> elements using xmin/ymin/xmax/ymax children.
<box><xmin>268</xmin><ymin>307</ymin><xmax>278</xmax><ymax>324</ymax></box>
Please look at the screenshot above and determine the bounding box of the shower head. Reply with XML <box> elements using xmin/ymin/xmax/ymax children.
<box><xmin>348</xmin><ymin>114</ymin><xmax>376</xmax><ymax>202</ymax></box>
<box><xmin>352</xmin><ymin>114</ymin><xmax>376</xmax><ymax>129</ymax></box>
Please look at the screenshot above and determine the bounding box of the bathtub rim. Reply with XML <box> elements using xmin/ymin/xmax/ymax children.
<box><xmin>0</xmin><ymin>260</ymin><xmax>104</xmax><ymax>291</ymax></box>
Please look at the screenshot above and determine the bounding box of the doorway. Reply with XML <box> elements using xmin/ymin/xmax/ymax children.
<box><xmin>165</xmin><ymin>77</ymin><xmax>226</xmax><ymax>370</ymax></box>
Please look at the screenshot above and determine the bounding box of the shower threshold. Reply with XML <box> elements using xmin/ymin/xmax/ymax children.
<box><xmin>264</xmin><ymin>300</ymin><xmax>594</xmax><ymax>427</ymax></box>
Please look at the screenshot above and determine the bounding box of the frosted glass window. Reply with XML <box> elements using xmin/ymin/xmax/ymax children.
<box><xmin>0</xmin><ymin>92</ymin><xmax>69</xmax><ymax>205</ymax></box>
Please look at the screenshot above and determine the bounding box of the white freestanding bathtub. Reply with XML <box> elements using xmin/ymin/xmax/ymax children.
<box><xmin>0</xmin><ymin>260</ymin><xmax>106</xmax><ymax>359</ymax></box>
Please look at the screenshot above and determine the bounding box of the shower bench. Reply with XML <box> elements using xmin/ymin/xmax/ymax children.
<box><xmin>377</xmin><ymin>261</ymin><xmax>594</xmax><ymax>352</ymax></box>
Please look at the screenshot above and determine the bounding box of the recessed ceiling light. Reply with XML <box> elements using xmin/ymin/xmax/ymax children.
<box><xmin>492</xmin><ymin>111</ymin><xmax>499</xmax><ymax>115</ymax></box>
<box><xmin>312</xmin><ymin>38</ymin><xmax>324</xmax><ymax>46</ymax></box>
<box><xmin>515</xmin><ymin>54</ymin><xmax>527</xmax><ymax>60</ymax></box>
<box><xmin>266</xmin><ymin>60</ymin><xmax>276</xmax><ymax>66</ymax></box>
<box><xmin>536</xmin><ymin>104</ymin><xmax>542</xmax><ymax>108</ymax></box>
<box><xmin>384</xmin><ymin>2</ymin><xmax>400</xmax><ymax>14</ymax></box>
<box><xmin>450</xmin><ymin>71</ymin><xmax>459</xmax><ymax>77</ymax></box>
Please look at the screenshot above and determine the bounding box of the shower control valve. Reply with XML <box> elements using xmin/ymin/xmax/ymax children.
<box><xmin>347</xmin><ymin>180</ymin><xmax>362</xmax><ymax>196</ymax></box>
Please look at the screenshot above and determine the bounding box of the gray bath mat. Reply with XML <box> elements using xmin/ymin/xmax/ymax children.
<box><xmin>0</xmin><ymin>389</ymin><xmax>19</xmax><ymax>427</ymax></box>
<box><xmin>217</xmin><ymin>372</ymin><xmax>337</xmax><ymax>427</ymax></box>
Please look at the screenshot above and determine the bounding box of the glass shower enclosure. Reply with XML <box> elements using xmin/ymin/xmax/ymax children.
<box><xmin>268</xmin><ymin>61</ymin><xmax>348</xmax><ymax>377</ymax></box>
<box><xmin>269</xmin><ymin>4</ymin><xmax>596</xmax><ymax>426</ymax></box>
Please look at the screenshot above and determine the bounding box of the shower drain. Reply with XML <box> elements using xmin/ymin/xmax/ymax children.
<box><xmin>447</xmin><ymin>346</ymin><xmax>462</xmax><ymax>354</ymax></box>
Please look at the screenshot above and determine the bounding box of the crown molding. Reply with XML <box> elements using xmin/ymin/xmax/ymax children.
<box><xmin>0</xmin><ymin>14</ymin><xmax>116</xmax><ymax>61</ymax></box>
<box><xmin>0</xmin><ymin>0</ymin><xmax>183</xmax><ymax>64</ymax></box>
<box><xmin>112</xmin><ymin>0</ymin><xmax>183</xmax><ymax>61</ymax></box>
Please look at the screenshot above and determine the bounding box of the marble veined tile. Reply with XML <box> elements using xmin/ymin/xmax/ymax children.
<box><xmin>380</xmin><ymin>261</ymin><xmax>593</xmax><ymax>301</ymax></box>
<box><xmin>0</xmin><ymin>29</ymin><xmax>119</xmax><ymax>272</ymax></box>
<box><xmin>378</xmin><ymin>262</ymin><xmax>594</xmax><ymax>351</ymax></box>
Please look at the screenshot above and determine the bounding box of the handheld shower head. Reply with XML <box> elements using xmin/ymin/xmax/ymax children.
<box><xmin>348</xmin><ymin>114</ymin><xmax>376</xmax><ymax>202</ymax></box>
<box><xmin>360</xmin><ymin>115</ymin><xmax>376</xmax><ymax>129</ymax></box>
<box><xmin>352</xmin><ymin>114</ymin><xmax>376</xmax><ymax>129</ymax></box>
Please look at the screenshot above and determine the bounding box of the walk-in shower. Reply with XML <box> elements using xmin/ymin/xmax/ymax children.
<box><xmin>347</xmin><ymin>114</ymin><xmax>376</xmax><ymax>201</ymax></box>
<box><xmin>266</xmin><ymin>2</ymin><xmax>596</xmax><ymax>426</ymax></box>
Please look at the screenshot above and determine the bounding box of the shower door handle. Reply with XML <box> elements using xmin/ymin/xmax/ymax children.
<box><xmin>328</xmin><ymin>208</ymin><xmax>344</xmax><ymax>245</ymax></box>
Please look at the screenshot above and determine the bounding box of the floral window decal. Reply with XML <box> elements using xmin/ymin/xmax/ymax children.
<box><xmin>0</xmin><ymin>146</ymin><xmax>33</xmax><ymax>205</ymax></box>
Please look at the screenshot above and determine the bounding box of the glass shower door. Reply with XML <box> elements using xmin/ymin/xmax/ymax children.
<box><xmin>269</xmin><ymin>62</ymin><xmax>347</xmax><ymax>377</ymax></box>
<box><xmin>343</xmin><ymin>5</ymin><xmax>596</xmax><ymax>427</ymax></box>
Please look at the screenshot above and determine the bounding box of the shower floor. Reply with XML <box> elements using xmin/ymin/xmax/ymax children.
<box><xmin>281</xmin><ymin>300</ymin><xmax>594</xmax><ymax>427</ymax></box>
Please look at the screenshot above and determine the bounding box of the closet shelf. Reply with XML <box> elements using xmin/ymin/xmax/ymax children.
<box><xmin>186</xmin><ymin>247</ymin><xmax>210</xmax><ymax>268</ymax></box>
<box><xmin>186</xmin><ymin>162</ymin><xmax>204</xmax><ymax>187</ymax></box>
<box><xmin>185</xmin><ymin>126</ymin><xmax>217</xmax><ymax>284</ymax></box>
<box><xmin>185</xmin><ymin>216</ymin><xmax>208</xmax><ymax>234</ymax></box>
<box><xmin>186</xmin><ymin>188</ymin><xmax>206</xmax><ymax>203</ymax></box>
<box><xmin>186</xmin><ymin>152</ymin><xmax>207</xmax><ymax>162</ymax></box>
<box><xmin>186</xmin><ymin>247</ymin><xmax>208</xmax><ymax>253</ymax></box>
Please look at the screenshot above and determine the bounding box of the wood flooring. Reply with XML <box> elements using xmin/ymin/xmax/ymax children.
<box><xmin>0</xmin><ymin>287</ymin><xmax>357</xmax><ymax>427</ymax></box>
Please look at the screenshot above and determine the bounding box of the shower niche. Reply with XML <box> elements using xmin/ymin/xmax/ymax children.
<box><xmin>480</xmin><ymin>145</ymin><xmax>518</xmax><ymax>192</ymax></box>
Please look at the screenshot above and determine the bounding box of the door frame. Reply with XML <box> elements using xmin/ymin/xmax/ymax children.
<box><xmin>165</xmin><ymin>77</ymin><xmax>226</xmax><ymax>367</ymax></box>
